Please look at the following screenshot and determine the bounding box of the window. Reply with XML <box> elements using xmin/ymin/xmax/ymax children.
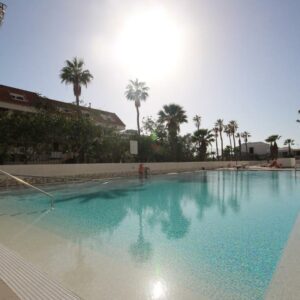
<box><xmin>58</xmin><ymin>107</ymin><xmax>70</xmax><ymax>113</ymax></box>
<box><xmin>82</xmin><ymin>110</ymin><xmax>90</xmax><ymax>117</ymax></box>
<box><xmin>10</xmin><ymin>93</ymin><xmax>26</xmax><ymax>102</ymax></box>
<box><xmin>249</xmin><ymin>147</ymin><xmax>254</xmax><ymax>154</ymax></box>
<box><xmin>101</xmin><ymin>113</ymin><xmax>114</xmax><ymax>121</ymax></box>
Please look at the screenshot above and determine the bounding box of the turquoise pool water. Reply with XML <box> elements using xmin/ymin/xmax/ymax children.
<box><xmin>0</xmin><ymin>171</ymin><xmax>299</xmax><ymax>299</ymax></box>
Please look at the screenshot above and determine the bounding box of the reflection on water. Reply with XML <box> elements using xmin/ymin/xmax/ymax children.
<box><xmin>1</xmin><ymin>171</ymin><xmax>299</xmax><ymax>300</ymax></box>
<box><xmin>0</xmin><ymin>171</ymin><xmax>289</xmax><ymax>253</ymax></box>
<box><xmin>129</xmin><ymin>201</ymin><xmax>153</xmax><ymax>263</ymax></box>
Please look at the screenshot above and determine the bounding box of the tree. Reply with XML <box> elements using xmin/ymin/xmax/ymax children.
<box><xmin>215</xmin><ymin>119</ymin><xmax>224</xmax><ymax>159</ymax></box>
<box><xmin>192</xmin><ymin>129</ymin><xmax>214</xmax><ymax>160</ymax></box>
<box><xmin>193</xmin><ymin>115</ymin><xmax>201</xmax><ymax>131</ymax></box>
<box><xmin>60</xmin><ymin>57</ymin><xmax>93</xmax><ymax>111</ymax></box>
<box><xmin>228</xmin><ymin>120</ymin><xmax>238</xmax><ymax>156</ymax></box>
<box><xmin>284</xmin><ymin>138</ymin><xmax>295</xmax><ymax>156</ymax></box>
<box><xmin>193</xmin><ymin>115</ymin><xmax>202</xmax><ymax>151</ymax></box>
<box><xmin>224</xmin><ymin>125</ymin><xmax>232</xmax><ymax>155</ymax></box>
<box><xmin>236</xmin><ymin>133</ymin><xmax>242</xmax><ymax>158</ymax></box>
<box><xmin>241</xmin><ymin>131</ymin><xmax>251</xmax><ymax>154</ymax></box>
<box><xmin>223</xmin><ymin>146</ymin><xmax>232</xmax><ymax>160</ymax></box>
<box><xmin>265</xmin><ymin>135</ymin><xmax>281</xmax><ymax>159</ymax></box>
<box><xmin>142</xmin><ymin>116</ymin><xmax>167</xmax><ymax>144</ymax></box>
<box><xmin>125</xmin><ymin>79</ymin><xmax>149</xmax><ymax>135</ymax></box>
<box><xmin>213</xmin><ymin>127</ymin><xmax>219</xmax><ymax>159</ymax></box>
<box><xmin>158</xmin><ymin>104</ymin><xmax>187</xmax><ymax>160</ymax></box>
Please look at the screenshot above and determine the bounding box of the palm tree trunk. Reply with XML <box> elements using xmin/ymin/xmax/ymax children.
<box><xmin>229</xmin><ymin>135</ymin><xmax>232</xmax><ymax>148</ymax></box>
<box><xmin>136</xmin><ymin>105</ymin><xmax>140</xmax><ymax>135</ymax></box>
<box><xmin>232</xmin><ymin>134</ymin><xmax>236</xmax><ymax>150</ymax></box>
<box><xmin>288</xmin><ymin>143</ymin><xmax>291</xmax><ymax>156</ymax></box>
<box><xmin>75</xmin><ymin>93</ymin><xmax>81</xmax><ymax>118</ymax></box>
<box><xmin>215</xmin><ymin>138</ymin><xmax>219</xmax><ymax>159</ymax></box>
<box><xmin>232</xmin><ymin>133</ymin><xmax>236</xmax><ymax>159</ymax></box>
<box><xmin>220</xmin><ymin>133</ymin><xmax>224</xmax><ymax>160</ymax></box>
<box><xmin>76</xmin><ymin>94</ymin><xmax>80</xmax><ymax>107</ymax></box>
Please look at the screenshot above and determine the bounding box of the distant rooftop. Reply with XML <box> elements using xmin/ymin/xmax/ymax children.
<box><xmin>0</xmin><ymin>84</ymin><xmax>125</xmax><ymax>130</ymax></box>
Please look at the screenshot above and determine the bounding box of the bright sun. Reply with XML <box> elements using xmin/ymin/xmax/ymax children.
<box><xmin>114</xmin><ymin>6</ymin><xmax>184</xmax><ymax>80</ymax></box>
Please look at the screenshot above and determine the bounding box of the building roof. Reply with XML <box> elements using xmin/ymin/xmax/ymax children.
<box><xmin>241</xmin><ymin>141</ymin><xmax>269</xmax><ymax>146</ymax></box>
<box><xmin>0</xmin><ymin>84</ymin><xmax>125</xmax><ymax>129</ymax></box>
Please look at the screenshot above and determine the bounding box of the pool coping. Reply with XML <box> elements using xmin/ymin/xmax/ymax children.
<box><xmin>0</xmin><ymin>244</ymin><xmax>81</xmax><ymax>300</ymax></box>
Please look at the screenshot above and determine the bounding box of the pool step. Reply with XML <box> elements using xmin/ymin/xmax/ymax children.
<box><xmin>0</xmin><ymin>244</ymin><xmax>81</xmax><ymax>300</ymax></box>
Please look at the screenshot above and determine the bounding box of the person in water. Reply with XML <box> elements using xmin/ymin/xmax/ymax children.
<box><xmin>138</xmin><ymin>163</ymin><xmax>144</xmax><ymax>178</ymax></box>
<box><xmin>138</xmin><ymin>163</ymin><xmax>150</xmax><ymax>178</ymax></box>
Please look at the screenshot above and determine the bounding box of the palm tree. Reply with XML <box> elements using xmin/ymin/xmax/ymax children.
<box><xmin>193</xmin><ymin>115</ymin><xmax>201</xmax><ymax>131</ymax></box>
<box><xmin>265</xmin><ymin>135</ymin><xmax>281</xmax><ymax>159</ymax></box>
<box><xmin>213</xmin><ymin>127</ymin><xmax>219</xmax><ymax>159</ymax></box>
<box><xmin>224</xmin><ymin>125</ymin><xmax>232</xmax><ymax>153</ymax></box>
<box><xmin>215</xmin><ymin>119</ymin><xmax>224</xmax><ymax>159</ymax></box>
<box><xmin>60</xmin><ymin>57</ymin><xmax>93</xmax><ymax>111</ymax></box>
<box><xmin>229</xmin><ymin>120</ymin><xmax>238</xmax><ymax>155</ymax></box>
<box><xmin>192</xmin><ymin>129</ymin><xmax>215</xmax><ymax>160</ymax></box>
<box><xmin>236</xmin><ymin>133</ymin><xmax>242</xmax><ymax>158</ymax></box>
<box><xmin>158</xmin><ymin>104</ymin><xmax>187</xmax><ymax>160</ymax></box>
<box><xmin>158</xmin><ymin>104</ymin><xmax>188</xmax><ymax>142</ymax></box>
<box><xmin>125</xmin><ymin>79</ymin><xmax>149</xmax><ymax>135</ymax></box>
<box><xmin>241</xmin><ymin>131</ymin><xmax>251</xmax><ymax>154</ymax></box>
<box><xmin>0</xmin><ymin>3</ymin><xmax>7</xmax><ymax>27</ymax></box>
<box><xmin>192</xmin><ymin>115</ymin><xmax>201</xmax><ymax>152</ymax></box>
<box><xmin>284</xmin><ymin>138</ymin><xmax>295</xmax><ymax>156</ymax></box>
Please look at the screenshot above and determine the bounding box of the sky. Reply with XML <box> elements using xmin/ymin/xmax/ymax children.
<box><xmin>0</xmin><ymin>0</ymin><xmax>300</xmax><ymax>147</ymax></box>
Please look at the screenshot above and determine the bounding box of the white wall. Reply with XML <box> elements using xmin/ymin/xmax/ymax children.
<box><xmin>277</xmin><ymin>158</ymin><xmax>296</xmax><ymax>168</ymax></box>
<box><xmin>241</xmin><ymin>142</ymin><xmax>270</xmax><ymax>155</ymax></box>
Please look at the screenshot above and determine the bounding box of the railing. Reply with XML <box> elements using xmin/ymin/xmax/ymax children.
<box><xmin>0</xmin><ymin>169</ymin><xmax>54</xmax><ymax>209</ymax></box>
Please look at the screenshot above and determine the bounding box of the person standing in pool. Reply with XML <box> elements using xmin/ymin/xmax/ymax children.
<box><xmin>138</xmin><ymin>163</ymin><xmax>144</xmax><ymax>178</ymax></box>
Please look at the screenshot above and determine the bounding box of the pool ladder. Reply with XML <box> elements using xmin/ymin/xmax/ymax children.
<box><xmin>0</xmin><ymin>170</ymin><xmax>54</xmax><ymax>209</ymax></box>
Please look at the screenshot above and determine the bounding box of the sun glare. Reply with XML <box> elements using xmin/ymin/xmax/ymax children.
<box><xmin>150</xmin><ymin>279</ymin><xmax>168</xmax><ymax>299</ymax></box>
<box><xmin>114</xmin><ymin>6</ymin><xmax>184</xmax><ymax>80</ymax></box>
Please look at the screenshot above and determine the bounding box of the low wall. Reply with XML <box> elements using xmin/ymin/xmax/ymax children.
<box><xmin>277</xmin><ymin>158</ymin><xmax>296</xmax><ymax>168</ymax></box>
<box><xmin>0</xmin><ymin>161</ymin><xmax>260</xmax><ymax>187</ymax></box>
<box><xmin>0</xmin><ymin>161</ymin><xmax>260</xmax><ymax>177</ymax></box>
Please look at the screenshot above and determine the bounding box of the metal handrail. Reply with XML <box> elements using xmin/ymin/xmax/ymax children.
<box><xmin>0</xmin><ymin>169</ymin><xmax>54</xmax><ymax>209</ymax></box>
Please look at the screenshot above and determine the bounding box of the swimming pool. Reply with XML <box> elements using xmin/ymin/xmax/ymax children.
<box><xmin>0</xmin><ymin>171</ymin><xmax>299</xmax><ymax>299</ymax></box>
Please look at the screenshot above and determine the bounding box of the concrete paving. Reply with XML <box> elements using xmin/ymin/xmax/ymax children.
<box><xmin>266</xmin><ymin>214</ymin><xmax>300</xmax><ymax>300</ymax></box>
<box><xmin>0</xmin><ymin>279</ymin><xmax>19</xmax><ymax>300</ymax></box>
